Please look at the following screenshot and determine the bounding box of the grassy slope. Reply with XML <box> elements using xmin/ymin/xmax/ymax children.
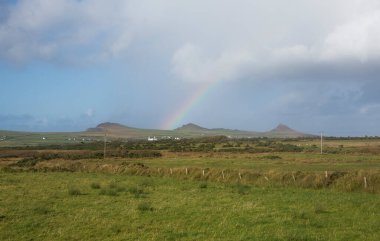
<box><xmin>0</xmin><ymin>172</ymin><xmax>379</xmax><ymax>241</ymax></box>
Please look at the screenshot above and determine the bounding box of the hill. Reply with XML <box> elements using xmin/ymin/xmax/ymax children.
<box><xmin>267</xmin><ymin>124</ymin><xmax>311</xmax><ymax>138</ymax></box>
<box><xmin>86</xmin><ymin>122</ymin><xmax>128</xmax><ymax>132</ymax></box>
<box><xmin>0</xmin><ymin>122</ymin><xmax>313</xmax><ymax>146</ymax></box>
<box><xmin>175</xmin><ymin>123</ymin><xmax>209</xmax><ymax>131</ymax></box>
<box><xmin>84</xmin><ymin>122</ymin><xmax>311</xmax><ymax>139</ymax></box>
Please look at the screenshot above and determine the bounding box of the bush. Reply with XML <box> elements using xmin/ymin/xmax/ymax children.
<box><xmin>33</xmin><ymin>206</ymin><xmax>51</xmax><ymax>215</ymax></box>
<box><xmin>108</xmin><ymin>181</ymin><xmax>118</xmax><ymax>189</ymax></box>
<box><xmin>129</xmin><ymin>186</ymin><xmax>145</xmax><ymax>197</ymax></box>
<box><xmin>139</xmin><ymin>179</ymin><xmax>154</xmax><ymax>187</ymax></box>
<box><xmin>261</xmin><ymin>155</ymin><xmax>282</xmax><ymax>160</ymax></box>
<box><xmin>90</xmin><ymin>182</ymin><xmax>101</xmax><ymax>189</ymax></box>
<box><xmin>125</xmin><ymin>150</ymin><xmax>162</xmax><ymax>158</ymax></box>
<box><xmin>199</xmin><ymin>182</ymin><xmax>208</xmax><ymax>189</ymax></box>
<box><xmin>137</xmin><ymin>202</ymin><xmax>153</xmax><ymax>212</ymax></box>
<box><xmin>274</xmin><ymin>143</ymin><xmax>303</xmax><ymax>152</ymax></box>
<box><xmin>99</xmin><ymin>188</ymin><xmax>118</xmax><ymax>196</ymax></box>
<box><xmin>108</xmin><ymin>182</ymin><xmax>126</xmax><ymax>192</ymax></box>
<box><xmin>235</xmin><ymin>183</ymin><xmax>251</xmax><ymax>195</ymax></box>
<box><xmin>13</xmin><ymin>158</ymin><xmax>39</xmax><ymax>167</ymax></box>
<box><xmin>314</xmin><ymin>204</ymin><xmax>328</xmax><ymax>214</ymax></box>
<box><xmin>68</xmin><ymin>188</ymin><xmax>82</xmax><ymax>196</ymax></box>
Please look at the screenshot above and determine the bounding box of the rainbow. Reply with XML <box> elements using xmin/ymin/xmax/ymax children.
<box><xmin>161</xmin><ymin>80</ymin><xmax>220</xmax><ymax>130</ymax></box>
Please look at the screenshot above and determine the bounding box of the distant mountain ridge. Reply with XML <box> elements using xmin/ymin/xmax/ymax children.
<box><xmin>268</xmin><ymin>124</ymin><xmax>309</xmax><ymax>138</ymax></box>
<box><xmin>175</xmin><ymin>123</ymin><xmax>209</xmax><ymax>131</ymax></box>
<box><xmin>84</xmin><ymin>122</ymin><xmax>313</xmax><ymax>138</ymax></box>
<box><xmin>270</xmin><ymin>124</ymin><xmax>295</xmax><ymax>132</ymax></box>
<box><xmin>86</xmin><ymin>122</ymin><xmax>129</xmax><ymax>132</ymax></box>
<box><xmin>0</xmin><ymin>122</ymin><xmax>314</xmax><ymax>146</ymax></box>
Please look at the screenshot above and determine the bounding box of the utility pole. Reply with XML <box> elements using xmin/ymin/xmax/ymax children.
<box><xmin>103</xmin><ymin>130</ymin><xmax>107</xmax><ymax>160</ymax></box>
<box><xmin>320</xmin><ymin>132</ymin><xmax>323</xmax><ymax>155</ymax></box>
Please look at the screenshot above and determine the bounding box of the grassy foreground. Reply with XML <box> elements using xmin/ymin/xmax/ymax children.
<box><xmin>0</xmin><ymin>171</ymin><xmax>379</xmax><ymax>241</ymax></box>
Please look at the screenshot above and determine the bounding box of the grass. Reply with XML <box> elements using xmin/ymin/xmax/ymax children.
<box><xmin>90</xmin><ymin>182</ymin><xmax>101</xmax><ymax>189</ymax></box>
<box><xmin>198</xmin><ymin>182</ymin><xmax>208</xmax><ymax>189</ymax></box>
<box><xmin>0</xmin><ymin>171</ymin><xmax>379</xmax><ymax>240</ymax></box>
<box><xmin>137</xmin><ymin>202</ymin><xmax>154</xmax><ymax>212</ymax></box>
<box><xmin>68</xmin><ymin>187</ymin><xmax>82</xmax><ymax>196</ymax></box>
<box><xmin>1</xmin><ymin>138</ymin><xmax>380</xmax><ymax>239</ymax></box>
<box><xmin>131</xmin><ymin>152</ymin><xmax>380</xmax><ymax>172</ymax></box>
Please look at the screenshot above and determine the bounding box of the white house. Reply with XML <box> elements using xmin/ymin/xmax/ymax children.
<box><xmin>148</xmin><ymin>136</ymin><xmax>158</xmax><ymax>141</ymax></box>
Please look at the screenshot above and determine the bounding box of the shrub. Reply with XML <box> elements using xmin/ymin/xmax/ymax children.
<box><xmin>137</xmin><ymin>202</ymin><xmax>153</xmax><ymax>212</ymax></box>
<box><xmin>139</xmin><ymin>179</ymin><xmax>154</xmax><ymax>187</ymax></box>
<box><xmin>235</xmin><ymin>183</ymin><xmax>251</xmax><ymax>195</ymax></box>
<box><xmin>108</xmin><ymin>182</ymin><xmax>118</xmax><ymax>189</ymax></box>
<box><xmin>129</xmin><ymin>186</ymin><xmax>145</xmax><ymax>197</ymax></box>
<box><xmin>90</xmin><ymin>182</ymin><xmax>101</xmax><ymax>189</ymax></box>
<box><xmin>314</xmin><ymin>204</ymin><xmax>328</xmax><ymax>214</ymax></box>
<box><xmin>13</xmin><ymin>158</ymin><xmax>39</xmax><ymax>167</ymax></box>
<box><xmin>108</xmin><ymin>182</ymin><xmax>126</xmax><ymax>192</ymax></box>
<box><xmin>99</xmin><ymin>188</ymin><xmax>118</xmax><ymax>196</ymax></box>
<box><xmin>68</xmin><ymin>188</ymin><xmax>82</xmax><ymax>196</ymax></box>
<box><xmin>34</xmin><ymin>206</ymin><xmax>51</xmax><ymax>215</ymax></box>
<box><xmin>199</xmin><ymin>182</ymin><xmax>208</xmax><ymax>189</ymax></box>
<box><xmin>262</xmin><ymin>155</ymin><xmax>282</xmax><ymax>160</ymax></box>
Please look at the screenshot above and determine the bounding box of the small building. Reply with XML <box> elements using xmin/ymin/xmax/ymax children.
<box><xmin>147</xmin><ymin>136</ymin><xmax>158</xmax><ymax>141</ymax></box>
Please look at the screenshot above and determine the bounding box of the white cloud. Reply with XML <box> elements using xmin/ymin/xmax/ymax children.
<box><xmin>0</xmin><ymin>0</ymin><xmax>132</xmax><ymax>63</ymax></box>
<box><xmin>273</xmin><ymin>45</ymin><xmax>314</xmax><ymax>62</ymax></box>
<box><xmin>1</xmin><ymin>0</ymin><xmax>380</xmax><ymax>83</ymax></box>
<box><xmin>321</xmin><ymin>11</ymin><xmax>380</xmax><ymax>62</ymax></box>
<box><xmin>172</xmin><ymin>43</ymin><xmax>254</xmax><ymax>83</ymax></box>
<box><xmin>84</xmin><ymin>108</ymin><xmax>95</xmax><ymax>118</ymax></box>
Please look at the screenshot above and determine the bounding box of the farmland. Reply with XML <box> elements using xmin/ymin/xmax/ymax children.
<box><xmin>1</xmin><ymin>136</ymin><xmax>380</xmax><ymax>240</ymax></box>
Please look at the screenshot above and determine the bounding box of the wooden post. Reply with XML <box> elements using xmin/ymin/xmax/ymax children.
<box><xmin>320</xmin><ymin>132</ymin><xmax>323</xmax><ymax>154</ymax></box>
<box><xmin>103</xmin><ymin>131</ymin><xmax>107</xmax><ymax>160</ymax></box>
<box><xmin>202</xmin><ymin>169</ymin><xmax>205</xmax><ymax>176</ymax></box>
<box><xmin>170</xmin><ymin>168</ymin><xmax>173</xmax><ymax>175</ymax></box>
<box><xmin>325</xmin><ymin>171</ymin><xmax>328</xmax><ymax>178</ymax></box>
<box><xmin>222</xmin><ymin>170</ymin><xmax>225</xmax><ymax>180</ymax></box>
<box><xmin>185</xmin><ymin>168</ymin><xmax>188</xmax><ymax>175</ymax></box>
<box><xmin>364</xmin><ymin>177</ymin><xmax>367</xmax><ymax>189</ymax></box>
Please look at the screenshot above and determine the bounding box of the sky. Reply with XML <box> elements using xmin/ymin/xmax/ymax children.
<box><xmin>1</xmin><ymin>0</ymin><xmax>380</xmax><ymax>136</ymax></box>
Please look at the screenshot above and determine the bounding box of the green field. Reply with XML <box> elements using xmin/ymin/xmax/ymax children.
<box><xmin>1</xmin><ymin>171</ymin><xmax>379</xmax><ymax>241</ymax></box>
<box><xmin>1</xmin><ymin>137</ymin><xmax>379</xmax><ymax>240</ymax></box>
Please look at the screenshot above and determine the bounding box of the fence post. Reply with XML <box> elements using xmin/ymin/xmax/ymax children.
<box><xmin>202</xmin><ymin>169</ymin><xmax>205</xmax><ymax>177</ymax></box>
<box><xmin>325</xmin><ymin>171</ymin><xmax>328</xmax><ymax>178</ymax></box>
<box><xmin>185</xmin><ymin>168</ymin><xmax>188</xmax><ymax>175</ymax></box>
<box><xmin>364</xmin><ymin>177</ymin><xmax>367</xmax><ymax>189</ymax></box>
